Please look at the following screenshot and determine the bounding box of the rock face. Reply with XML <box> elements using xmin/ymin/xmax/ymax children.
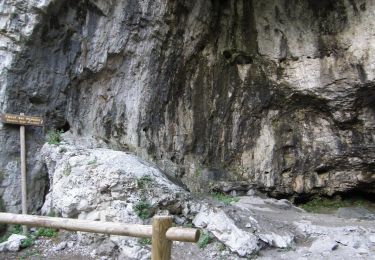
<box><xmin>40</xmin><ymin>143</ymin><xmax>195</xmax><ymax>259</ymax></box>
<box><xmin>0</xmin><ymin>0</ymin><xmax>375</xmax><ymax>211</ymax></box>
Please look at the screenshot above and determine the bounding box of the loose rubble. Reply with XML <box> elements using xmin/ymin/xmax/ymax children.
<box><xmin>28</xmin><ymin>144</ymin><xmax>375</xmax><ymax>259</ymax></box>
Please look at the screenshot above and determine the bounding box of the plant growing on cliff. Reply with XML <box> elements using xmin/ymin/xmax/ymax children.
<box><xmin>63</xmin><ymin>164</ymin><xmax>71</xmax><ymax>176</ymax></box>
<box><xmin>134</xmin><ymin>199</ymin><xmax>152</xmax><ymax>220</ymax></box>
<box><xmin>46</xmin><ymin>129</ymin><xmax>63</xmax><ymax>145</ymax></box>
<box><xmin>137</xmin><ymin>175</ymin><xmax>152</xmax><ymax>189</ymax></box>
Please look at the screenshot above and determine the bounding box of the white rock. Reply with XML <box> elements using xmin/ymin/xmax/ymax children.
<box><xmin>40</xmin><ymin>144</ymin><xmax>193</xmax><ymax>259</ymax></box>
<box><xmin>259</xmin><ymin>233</ymin><xmax>294</xmax><ymax>248</ymax></box>
<box><xmin>193</xmin><ymin>206</ymin><xmax>259</xmax><ymax>256</ymax></box>
<box><xmin>67</xmin><ymin>241</ymin><xmax>75</xmax><ymax>248</ymax></box>
<box><xmin>53</xmin><ymin>241</ymin><xmax>67</xmax><ymax>251</ymax></box>
<box><xmin>0</xmin><ymin>234</ymin><xmax>27</xmax><ymax>252</ymax></box>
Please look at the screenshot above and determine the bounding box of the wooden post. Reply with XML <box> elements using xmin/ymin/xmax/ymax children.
<box><xmin>152</xmin><ymin>215</ymin><xmax>173</xmax><ymax>260</ymax></box>
<box><xmin>19</xmin><ymin>113</ymin><xmax>27</xmax><ymax>235</ymax></box>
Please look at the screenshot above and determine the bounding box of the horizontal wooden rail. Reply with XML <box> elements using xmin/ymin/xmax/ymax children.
<box><xmin>0</xmin><ymin>213</ymin><xmax>199</xmax><ymax>243</ymax></box>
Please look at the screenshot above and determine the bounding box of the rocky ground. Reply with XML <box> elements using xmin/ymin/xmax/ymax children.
<box><xmin>0</xmin><ymin>143</ymin><xmax>374</xmax><ymax>259</ymax></box>
<box><xmin>0</xmin><ymin>196</ymin><xmax>374</xmax><ymax>260</ymax></box>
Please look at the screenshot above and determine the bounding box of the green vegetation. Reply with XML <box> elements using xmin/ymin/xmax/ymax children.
<box><xmin>63</xmin><ymin>164</ymin><xmax>71</xmax><ymax>176</ymax></box>
<box><xmin>138</xmin><ymin>237</ymin><xmax>152</xmax><ymax>246</ymax></box>
<box><xmin>184</xmin><ymin>223</ymin><xmax>193</xmax><ymax>228</ymax></box>
<box><xmin>11</xmin><ymin>224</ymin><xmax>22</xmax><ymax>234</ymax></box>
<box><xmin>134</xmin><ymin>199</ymin><xmax>152</xmax><ymax>220</ymax></box>
<box><xmin>20</xmin><ymin>235</ymin><xmax>34</xmax><ymax>248</ymax></box>
<box><xmin>216</xmin><ymin>242</ymin><xmax>226</xmax><ymax>251</ymax></box>
<box><xmin>46</xmin><ymin>129</ymin><xmax>64</xmax><ymax>145</ymax></box>
<box><xmin>211</xmin><ymin>192</ymin><xmax>240</xmax><ymax>205</ymax></box>
<box><xmin>35</xmin><ymin>227</ymin><xmax>57</xmax><ymax>238</ymax></box>
<box><xmin>300</xmin><ymin>197</ymin><xmax>373</xmax><ymax>213</ymax></box>
<box><xmin>0</xmin><ymin>225</ymin><xmax>58</xmax><ymax>250</ymax></box>
<box><xmin>0</xmin><ymin>224</ymin><xmax>22</xmax><ymax>243</ymax></box>
<box><xmin>197</xmin><ymin>232</ymin><xmax>213</xmax><ymax>249</ymax></box>
<box><xmin>0</xmin><ymin>225</ymin><xmax>31</xmax><ymax>247</ymax></box>
<box><xmin>137</xmin><ymin>175</ymin><xmax>153</xmax><ymax>189</ymax></box>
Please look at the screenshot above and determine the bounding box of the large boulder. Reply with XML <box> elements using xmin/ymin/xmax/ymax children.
<box><xmin>40</xmin><ymin>143</ymin><xmax>196</xmax><ymax>259</ymax></box>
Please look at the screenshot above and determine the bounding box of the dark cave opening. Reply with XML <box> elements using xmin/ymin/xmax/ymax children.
<box><xmin>293</xmin><ymin>189</ymin><xmax>375</xmax><ymax>212</ymax></box>
<box><xmin>57</xmin><ymin>121</ymin><xmax>71</xmax><ymax>133</ymax></box>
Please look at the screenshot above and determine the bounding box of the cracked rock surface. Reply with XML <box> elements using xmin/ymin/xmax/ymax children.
<box><xmin>1</xmin><ymin>0</ymin><xmax>375</xmax><ymax>213</ymax></box>
<box><xmin>36</xmin><ymin>143</ymin><xmax>375</xmax><ymax>259</ymax></box>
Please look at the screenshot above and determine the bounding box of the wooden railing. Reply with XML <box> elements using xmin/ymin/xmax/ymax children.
<box><xmin>0</xmin><ymin>213</ymin><xmax>200</xmax><ymax>260</ymax></box>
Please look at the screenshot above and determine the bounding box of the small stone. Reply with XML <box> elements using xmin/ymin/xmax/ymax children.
<box><xmin>247</xmin><ymin>189</ymin><xmax>256</xmax><ymax>196</ymax></box>
<box><xmin>67</xmin><ymin>241</ymin><xmax>75</xmax><ymax>248</ymax></box>
<box><xmin>53</xmin><ymin>241</ymin><xmax>67</xmax><ymax>251</ymax></box>
<box><xmin>369</xmin><ymin>235</ymin><xmax>375</xmax><ymax>244</ymax></box>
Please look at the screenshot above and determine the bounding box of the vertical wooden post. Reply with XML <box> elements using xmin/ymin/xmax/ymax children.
<box><xmin>20</xmin><ymin>113</ymin><xmax>27</xmax><ymax>235</ymax></box>
<box><xmin>152</xmin><ymin>215</ymin><xmax>172</xmax><ymax>260</ymax></box>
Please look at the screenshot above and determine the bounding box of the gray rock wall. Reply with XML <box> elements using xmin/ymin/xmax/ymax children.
<box><xmin>0</xmin><ymin>0</ymin><xmax>374</xmax><ymax>211</ymax></box>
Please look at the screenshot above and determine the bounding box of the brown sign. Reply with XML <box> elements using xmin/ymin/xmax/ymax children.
<box><xmin>0</xmin><ymin>113</ymin><xmax>44</xmax><ymax>126</ymax></box>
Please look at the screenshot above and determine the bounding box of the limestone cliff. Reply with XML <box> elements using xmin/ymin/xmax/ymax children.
<box><xmin>0</xmin><ymin>0</ymin><xmax>374</xmax><ymax>211</ymax></box>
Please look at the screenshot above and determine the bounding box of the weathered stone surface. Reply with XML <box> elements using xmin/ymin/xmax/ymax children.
<box><xmin>0</xmin><ymin>234</ymin><xmax>26</xmax><ymax>252</ymax></box>
<box><xmin>24</xmin><ymin>143</ymin><xmax>375</xmax><ymax>259</ymax></box>
<box><xmin>0</xmin><ymin>0</ymin><xmax>374</xmax><ymax>212</ymax></box>
<box><xmin>40</xmin><ymin>143</ymin><xmax>193</xmax><ymax>219</ymax></box>
<box><xmin>193</xmin><ymin>205</ymin><xmax>260</xmax><ymax>256</ymax></box>
<box><xmin>40</xmin><ymin>143</ymin><xmax>195</xmax><ymax>258</ymax></box>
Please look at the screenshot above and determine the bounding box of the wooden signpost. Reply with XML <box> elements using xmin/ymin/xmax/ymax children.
<box><xmin>0</xmin><ymin>113</ymin><xmax>44</xmax><ymax>234</ymax></box>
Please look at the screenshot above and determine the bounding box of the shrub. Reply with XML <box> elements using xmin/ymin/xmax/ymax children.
<box><xmin>20</xmin><ymin>235</ymin><xmax>34</xmax><ymax>248</ymax></box>
<box><xmin>35</xmin><ymin>227</ymin><xmax>57</xmax><ymax>238</ymax></box>
<box><xmin>134</xmin><ymin>199</ymin><xmax>151</xmax><ymax>220</ymax></box>
<box><xmin>137</xmin><ymin>175</ymin><xmax>152</xmax><ymax>189</ymax></box>
<box><xmin>138</xmin><ymin>238</ymin><xmax>152</xmax><ymax>245</ymax></box>
<box><xmin>46</xmin><ymin>129</ymin><xmax>64</xmax><ymax>145</ymax></box>
<box><xmin>197</xmin><ymin>232</ymin><xmax>213</xmax><ymax>249</ymax></box>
